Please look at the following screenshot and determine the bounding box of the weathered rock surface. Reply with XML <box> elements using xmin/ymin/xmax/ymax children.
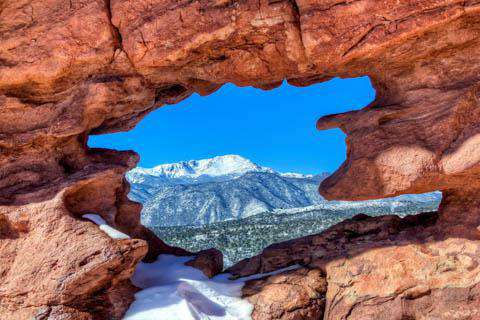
<box><xmin>229</xmin><ymin>192</ymin><xmax>480</xmax><ymax>319</ymax></box>
<box><xmin>0</xmin><ymin>180</ymin><xmax>148</xmax><ymax>319</ymax></box>
<box><xmin>242</xmin><ymin>267</ymin><xmax>326</xmax><ymax>320</ymax></box>
<box><xmin>1</xmin><ymin>0</ymin><xmax>480</xmax><ymax>318</ymax></box>
<box><xmin>185</xmin><ymin>248</ymin><xmax>224</xmax><ymax>278</ymax></box>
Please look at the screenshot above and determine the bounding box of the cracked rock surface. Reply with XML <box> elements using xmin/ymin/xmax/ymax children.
<box><xmin>1</xmin><ymin>0</ymin><xmax>480</xmax><ymax>318</ymax></box>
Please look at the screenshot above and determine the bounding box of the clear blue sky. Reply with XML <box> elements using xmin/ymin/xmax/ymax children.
<box><xmin>89</xmin><ymin>77</ymin><xmax>375</xmax><ymax>174</ymax></box>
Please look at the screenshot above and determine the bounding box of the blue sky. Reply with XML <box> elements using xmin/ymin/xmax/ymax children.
<box><xmin>89</xmin><ymin>77</ymin><xmax>375</xmax><ymax>174</ymax></box>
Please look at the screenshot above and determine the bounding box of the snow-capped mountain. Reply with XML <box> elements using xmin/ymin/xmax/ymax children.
<box><xmin>127</xmin><ymin>155</ymin><xmax>328</xmax><ymax>226</ymax></box>
<box><xmin>127</xmin><ymin>155</ymin><xmax>441</xmax><ymax>227</ymax></box>
<box><xmin>128</xmin><ymin>155</ymin><xmax>275</xmax><ymax>186</ymax></box>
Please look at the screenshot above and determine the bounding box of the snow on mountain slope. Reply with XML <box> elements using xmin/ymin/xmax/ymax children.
<box><xmin>126</xmin><ymin>155</ymin><xmax>440</xmax><ymax>227</ymax></box>
<box><xmin>127</xmin><ymin>155</ymin><xmax>328</xmax><ymax>226</ymax></box>
<box><xmin>128</xmin><ymin>155</ymin><xmax>274</xmax><ymax>185</ymax></box>
<box><xmin>138</xmin><ymin>172</ymin><xmax>326</xmax><ymax>227</ymax></box>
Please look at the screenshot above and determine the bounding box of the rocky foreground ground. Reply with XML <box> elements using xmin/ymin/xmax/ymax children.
<box><xmin>1</xmin><ymin>0</ymin><xmax>480</xmax><ymax>319</ymax></box>
<box><xmin>233</xmin><ymin>203</ymin><xmax>480</xmax><ymax>319</ymax></box>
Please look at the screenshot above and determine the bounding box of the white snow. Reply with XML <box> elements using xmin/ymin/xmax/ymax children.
<box><xmin>128</xmin><ymin>155</ymin><xmax>325</xmax><ymax>185</ymax></box>
<box><xmin>83</xmin><ymin>214</ymin><xmax>130</xmax><ymax>240</ymax></box>
<box><xmin>128</xmin><ymin>155</ymin><xmax>274</xmax><ymax>185</ymax></box>
<box><xmin>124</xmin><ymin>254</ymin><xmax>300</xmax><ymax>320</ymax></box>
<box><xmin>82</xmin><ymin>213</ymin><xmax>303</xmax><ymax>320</ymax></box>
<box><xmin>279</xmin><ymin>172</ymin><xmax>314</xmax><ymax>179</ymax></box>
<box><xmin>127</xmin><ymin>155</ymin><xmax>332</xmax><ymax>227</ymax></box>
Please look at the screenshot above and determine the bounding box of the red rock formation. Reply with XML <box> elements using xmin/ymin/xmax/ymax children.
<box><xmin>1</xmin><ymin>0</ymin><xmax>480</xmax><ymax>318</ymax></box>
<box><xmin>242</xmin><ymin>267</ymin><xmax>326</xmax><ymax>320</ymax></box>
<box><xmin>230</xmin><ymin>208</ymin><xmax>480</xmax><ymax>319</ymax></box>
<box><xmin>185</xmin><ymin>248</ymin><xmax>224</xmax><ymax>278</ymax></box>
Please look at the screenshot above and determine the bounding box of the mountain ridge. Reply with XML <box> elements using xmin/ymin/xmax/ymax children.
<box><xmin>128</xmin><ymin>155</ymin><xmax>322</xmax><ymax>185</ymax></box>
<box><xmin>127</xmin><ymin>155</ymin><xmax>331</xmax><ymax>226</ymax></box>
<box><xmin>127</xmin><ymin>155</ymin><xmax>440</xmax><ymax>227</ymax></box>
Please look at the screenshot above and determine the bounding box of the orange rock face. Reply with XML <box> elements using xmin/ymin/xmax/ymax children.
<box><xmin>230</xmin><ymin>204</ymin><xmax>480</xmax><ymax>319</ymax></box>
<box><xmin>242</xmin><ymin>268</ymin><xmax>327</xmax><ymax>320</ymax></box>
<box><xmin>185</xmin><ymin>248</ymin><xmax>224</xmax><ymax>278</ymax></box>
<box><xmin>1</xmin><ymin>0</ymin><xmax>480</xmax><ymax>318</ymax></box>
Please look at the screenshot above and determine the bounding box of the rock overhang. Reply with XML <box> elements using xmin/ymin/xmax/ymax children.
<box><xmin>2</xmin><ymin>0</ymin><xmax>480</xmax><ymax>203</ymax></box>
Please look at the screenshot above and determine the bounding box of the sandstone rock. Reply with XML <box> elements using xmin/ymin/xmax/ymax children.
<box><xmin>242</xmin><ymin>267</ymin><xmax>326</xmax><ymax>320</ymax></box>
<box><xmin>185</xmin><ymin>248</ymin><xmax>224</xmax><ymax>278</ymax></box>
<box><xmin>33</xmin><ymin>306</ymin><xmax>92</xmax><ymax>320</ymax></box>
<box><xmin>229</xmin><ymin>197</ymin><xmax>480</xmax><ymax>319</ymax></box>
<box><xmin>1</xmin><ymin>0</ymin><xmax>480</xmax><ymax>318</ymax></box>
<box><xmin>0</xmin><ymin>183</ymin><xmax>147</xmax><ymax>319</ymax></box>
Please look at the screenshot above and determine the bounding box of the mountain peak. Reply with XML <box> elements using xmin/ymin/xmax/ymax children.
<box><xmin>128</xmin><ymin>155</ymin><xmax>273</xmax><ymax>184</ymax></box>
<box><xmin>127</xmin><ymin>155</ymin><xmax>329</xmax><ymax>187</ymax></box>
<box><xmin>190</xmin><ymin>154</ymin><xmax>260</xmax><ymax>171</ymax></box>
<box><xmin>154</xmin><ymin>154</ymin><xmax>267</xmax><ymax>176</ymax></box>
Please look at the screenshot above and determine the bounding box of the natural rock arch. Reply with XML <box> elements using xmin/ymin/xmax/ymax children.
<box><xmin>1</xmin><ymin>0</ymin><xmax>480</xmax><ymax>318</ymax></box>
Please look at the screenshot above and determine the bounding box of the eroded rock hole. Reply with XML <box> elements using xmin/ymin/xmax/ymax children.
<box><xmin>90</xmin><ymin>77</ymin><xmax>441</xmax><ymax>268</ymax></box>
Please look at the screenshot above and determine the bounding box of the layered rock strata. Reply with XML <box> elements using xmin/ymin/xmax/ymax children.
<box><xmin>1</xmin><ymin>0</ymin><xmax>479</xmax><ymax>318</ymax></box>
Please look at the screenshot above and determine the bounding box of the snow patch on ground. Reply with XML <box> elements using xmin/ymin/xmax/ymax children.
<box><xmin>83</xmin><ymin>214</ymin><xmax>130</xmax><ymax>239</ymax></box>
<box><xmin>124</xmin><ymin>254</ymin><xmax>300</xmax><ymax>320</ymax></box>
<box><xmin>82</xmin><ymin>213</ymin><xmax>302</xmax><ymax>320</ymax></box>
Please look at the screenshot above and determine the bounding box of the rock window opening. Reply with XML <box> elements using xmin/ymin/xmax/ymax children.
<box><xmin>89</xmin><ymin>78</ymin><xmax>441</xmax><ymax>268</ymax></box>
